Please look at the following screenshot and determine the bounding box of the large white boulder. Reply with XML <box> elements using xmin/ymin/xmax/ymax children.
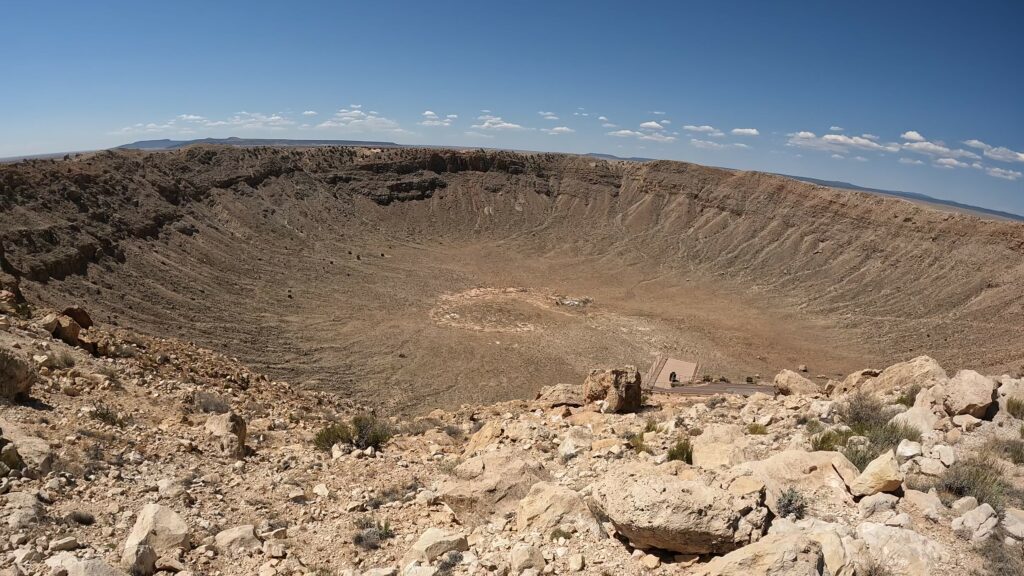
<box><xmin>121</xmin><ymin>504</ymin><xmax>189</xmax><ymax>568</ymax></box>
<box><xmin>943</xmin><ymin>370</ymin><xmax>996</xmax><ymax>418</ymax></box>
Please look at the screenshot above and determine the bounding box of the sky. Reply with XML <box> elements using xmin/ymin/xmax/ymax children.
<box><xmin>2</xmin><ymin>1</ymin><xmax>1023</xmax><ymax>214</ymax></box>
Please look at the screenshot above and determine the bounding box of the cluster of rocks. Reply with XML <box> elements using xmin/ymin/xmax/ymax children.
<box><xmin>2</xmin><ymin>304</ymin><xmax>1024</xmax><ymax>575</ymax></box>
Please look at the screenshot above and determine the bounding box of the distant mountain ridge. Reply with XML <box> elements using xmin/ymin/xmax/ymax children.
<box><xmin>118</xmin><ymin>137</ymin><xmax>401</xmax><ymax>150</ymax></box>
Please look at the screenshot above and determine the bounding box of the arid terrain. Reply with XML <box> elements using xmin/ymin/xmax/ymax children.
<box><xmin>3</xmin><ymin>147</ymin><xmax>1024</xmax><ymax>576</ymax></box>
<box><xmin>1</xmin><ymin>146</ymin><xmax>1023</xmax><ymax>413</ymax></box>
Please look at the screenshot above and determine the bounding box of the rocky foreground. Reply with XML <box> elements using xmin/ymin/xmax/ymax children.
<box><xmin>2</xmin><ymin>296</ymin><xmax>1024</xmax><ymax>575</ymax></box>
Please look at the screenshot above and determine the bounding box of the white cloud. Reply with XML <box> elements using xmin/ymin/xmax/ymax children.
<box><xmin>542</xmin><ymin>126</ymin><xmax>574</xmax><ymax>135</ymax></box>
<box><xmin>601</xmin><ymin>123</ymin><xmax>618</xmax><ymax>128</ymax></box>
<box><xmin>608</xmin><ymin>129</ymin><xmax>676</xmax><ymax>143</ymax></box>
<box><xmin>731</xmin><ymin>128</ymin><xmax>759</xmax><ymax>136</ymax></box>
<box><xmin>901</xmin><ymin>130</ymin><xmax>925</xmax><ymax>141</ymax></box>
<box><xmin>986</xmin><ymin>166</ymin><xmax>1022</xmax><ymax>181</ymax></box>
<box><xmin>861</xmin><ymin>133</ymin><xmax>879</xmax><ymax>140</ymax></box>
<box><xmin>446</xmin><ymin>114</ymin><xmax>458</xmax><ymax>119</ymax></box>
<box><xmin>690</xmin><ymin>139</ymin><xmax>748</xmax><ymax>150</ymax></box>
<box><xmin>471</xmin><ymin>114</ymin><xmax>526</xmax><ymax>131</ymax></box>
<box><xmin>463</xmin><ymin>131</ymin><xmax>494</xmax><ymax>139</ymax></box>
<box><xmin>639</xmin><ymin>121</ymin><xmax>664</xmax><ymax>130</ymax></box>
<box><xmin>538</xmin><ymin>111</ymin><xmax>559</xmax><ymax>120</ymax></box>
<box><xmin>598</xmin><ymin>116</ymin><xmax>608</xmax><ymax>121</ymax></box>
<box><xmin>831</xmin><ymin>154</ymin><xmax>845</xmax><ymax>159</ymax></box>
<box><xmin>301</xmin><ymin>110</ymin><xmax>318</xmax><ymax>116</ymax></box>
<box><xmin>177</xmin><ymin>114</ymin><xmax>205</xmax><ymax>121</ymax></box>
<box><xmin>787</xmin><ymin>131</ymin><xmax>899</xmax><ymax>154</ymax></box>
<box><xmin>683</xmin><ymin>124</ymin><xmax>725</xmax><ymax>137</ymax></box>
<box><xmin>350</xmin><ymin>104</ymin><xmax>362</xmax><ymax>109</ymax></box>
<box><xmin>934</xmin><ymin>158</ymin><xmax>968</xmax><ymax>169</ymax></box>
<box><xmin>963</xmin><ymin>139</ymin><xmax>989</xmax><ymax>150</ymax></box>
<box><xmin>902</xmin><ymin>140</ymin><xmax>979</xmax><ymax>160</ymax></box>
<box><xmin>317</xmin><ymin>107</ymin><xmax>406</xmax><ymax>133</ymax></box>
<box><xmin>829</xmin><ymin>126</ymin><xmax>844</xmax><ymax>132</ymax></box>
<box><xmin>984</xmin><ymin>147</ymin><xmax>1024</xmax><ymax>164</ymax></box>
<box><xmin>418</xmin><ymin>110</ymin><xmax>455</xmax><ymax>127</ymax></box>
<box><xmin>854</xmin><ymin>156</ymin><xmax>869</xmax><ymax>162</ymax></box>
<box><xmin>899</xmin><ymin>157</ymin><xmax>924</xmax><ymax>165</ymax></box>
<box><xmin>651</xmin><ymin>111</ymin><xmax>666</xmax><ymax>115</ymax></box>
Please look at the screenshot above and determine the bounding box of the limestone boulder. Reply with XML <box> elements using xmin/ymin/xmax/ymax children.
<box><xmin>0</xmin><ymin>418</ymin><xmax>53</xmax><ymax>474</ymax></box>
<box><xmin>582</xmin><ymin>366</ymin><xmax>641</xmax><ymax>413</ymax></box>
<box><xmin>205</xmin><ymin>411</ymin><xmax>247</xmax><ymax>458</ymax></box>
<box><xmin>47</xmin><ymin>553</ymin><xmax>128</xmax><ymax>576</ymax></box>
<box><xmin>1001</xmin><ymin>508</ymin><xmax>1024</xmax><ymax>539</ymax></box>
<box><xmin>862</xmin><ymin>356</ymin><xmax>947</xmax><ymax>396</ymax></box>
<box><xmin>849</xmin><ymin>451</ymin><xmax>903</xmax><ymax>497</ymax></box>
<box><xmin>403</xmin><ymin>528</ymin><xmax>468</xmax><ymax>564</ymax></box>
<box><xmin>942</xmin><ymin>370</ymin><xmax>996</xmax><ymax>419</ymax></box>
<box><xmin>516</xmin><ymin>481</ymin><xmax>601</xmax><ymax>535</ymax></box>
<box><xmin>439</xmin><ymin>449</ymin><xmax>548</xmax><ymax>525</ymax></box>
<box><xmin>462</xmin><ymin>420</ymin><xmax>504</xmax><ymax>456</ymax></box>
<box><xmin>692</xmin><ymin>423</ymin><xmax>749</xmax><ymax>468</ymax></box>
<box><xmin>856</xmin><ymin>522</ymin><xmax>946</xmax><ymax>576</ymax></box>
<box><xmin>889</xmin><ymin>407</ymin><xmax>936</xmax><ymax>434</ymax></box>
<box><xmin>590</xmin><ymin>462</ymin><xmax>768</xmax><ymax>554</ymax></box>
<box><xmin>0</xmin><ymin>346</ymin><xmax>36</xmax><ymax>400</ymax></box>
<box><xmin>736</xmin><ymin>450</ymin><xmax>860</xmax><ymax>516</ymax></box>
<box><xmin>215</xmin><ymin>525</ymin><xmax>261</xmax><ymax>552</ymax></box>
<box><xmin>691</xmin><ymin>534</ymin><xmax>825</xmax><ymax>576</ymax></box>
<box><xmin>121</xmin><ymin>504</ymin><xmax>190</xmax><ymax>568</ymax></box>
<box><xmin>773</xmin><ymin>370</ymin><xmax>819</xmax><ymax>396</ymax></box>
<box><xmin>535</xmin><ymin>383</ymin><xmax>582</xmax><ymax>407</ymax></box>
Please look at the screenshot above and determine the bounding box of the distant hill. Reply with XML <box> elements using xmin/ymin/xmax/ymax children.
<box><xmin>118</xmin><ymin>137</ymin><xmax>401</xmax><ymax>150</ymax></box>
<box><xmin>781</xmin><ymin>174</ymin><xmax>1024</xmax><ymax>222</ymax></box>
<box><xmin>585</xmin><ymin>152</ymin><xmax>1023</xmax><ymax>222</ymax></box>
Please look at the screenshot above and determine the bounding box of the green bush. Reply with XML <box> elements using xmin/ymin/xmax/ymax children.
<box><xmin>810</xmin><ymin>429</ymin><xmax>851</xmax><ymax>452</ymax></box>
<box><xmin>1007</xmin><ymin>397</ymin><xmax>1024</xmax><ymax>420</ymax></box>
<box><xmin>895</xmin><ymin>384</ymin><xmax>922</xmax><ymax>407</ymax></box>
<box><xmin>550</xmin><ymin>527</ymin><xmax>573</xmax><ymax>541</ymax></box>
<box><xmin>777</xmin><ymin>487</ymin><xmax>807</xmax><ymax>519</ymax></box>
<box><xmin>313</xmin><ymin>413</ymin><xmax>392</xmax><ymax>452</ymax></box>
<box><xmin>989</xmin><ymin>439</ymin><xmax>1024</xmax><ymax>465</ymax></box>
<box><xmin>667</xmin><ymin>438</ymin><xmax>693</xmax><ymax>464</ymax></box>
<box><xmin>747</xmin><ymin>423</ymin><xmax>768</xmax><ymax>435</ymax></box>
<box><xmin>352</xmin><ymin>518</ymin><xmax>394</xmax><ymax>550</ymax></box>
<box><xmin>625</xmin><ymin>432</ymin><xmax>651</xmax><ymax>454</ymax></box>
<box><xmin>644</xmin><ymin>417</ymin><xmax>659</xmax><ymax>433</ymax></box>
<box><xmin>805</xmin><ymin>419</ymin><xmax>825</xmax><ymax>434</ymax></box>
<box><xmin>90</xmin><ymin>404</ymin><xmax>127</xmax><ymax>428</ymax></box>
<box><xmin>939</xmin><ymin>455</ymin><xmax>1011</xmax><ymax>509</ymax></box>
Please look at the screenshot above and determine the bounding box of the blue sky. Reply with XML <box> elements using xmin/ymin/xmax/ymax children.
<box><xmin>3</xmin><ymin>1</ymin><xmax>1023</xmax><ymax>213</ymax></box>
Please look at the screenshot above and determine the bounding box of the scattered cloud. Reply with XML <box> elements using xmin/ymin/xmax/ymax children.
<box><xmin>690</xmin><ymin>138</ymin><xmax>748</xmax><ymax>150</ymax></box>
<box><xmin>831</xmin><ymin>154</ymin><xmax>845</xmax><ymax>159</ymax></box>
<box><xmin>608</xmin><ymin>129</ymin><xmax>676</xmax><ymax>143</ymax></box>
<box><xmin>316</xmin><ymin>107</ymin><xmax>406</xmax><ymax>133</ymax></box>
<box><xmin>301</xmin><ymin>110</ymin><xmax>317</xmax><ymax>116</ymax></box>
<box><xmin>731</xmin><ymin>128</ymin><xmax>759</xmax><ymax>136</ymax></box>
<box><xmin>787</xmin><ymin>131</ymin><xmax>899</xmax><ymax>154</ymax></box>
<box><xmin>899</xmin><ymin>157</ymin><xmax>924</xmax><ymax>165</ymax></box>
<box><xmin>471</xmin><ymin>114</ymin><xmax>526</xmax><ymax>131</ymax></box>
<box><xmin>935</xmin><ymin>157</ymin><xmax>968</xmax><ymax>169</ymax></box>
<box><xmin>986</xmin><ymin>166</ymin><xmax>1022</xmax><ymax>181</ymax></box>
<box><xmin>651</xmin><ymin>111</ymin><xmax>666</xmax><ymax>115</ymax></box>
<box><xmin>683</xmin><ymin>124</ymin><xmax>725</xmax><ymax>137</ymax></box>
<box><xmin>538</xmin><ymin>111</ymin><xmax>559</xmax><ymax>120</ymax></box>
<box><xmin>463</xmin><ymin>130</ymin><xmax>494</xmax><ymax>139</ymax></box>
<box><xmin>598</xmin><ymin>116</ymin><xmax>608</xmax><ymax>121</ymax></box>
<box><xmin>418</xmin><ymin>110</ymin><xmax>455</xmax><ymax>127</ymax></box>
<box><xmin>861</xmin><ymin>134</ymin><xmax>879</xmax><ymax>141</ymax></box>
<box><xmin>639</xmin><ymin>121</ymin><xmax>664</xmax><ymax>130</ymax></box>
<box><xmin>829</xmin><ymin>126</ymin><xmax>844</xmax><ymax>132</ymax></box>
<box><xmin>901</xmin><ymin>130</ymin><xmax>925</xmax><ymax>141</ymax></box>
<box><xmin>854</xmin><ymin>156</ymin><xmax>869</xmax><ymax>162</ymax></box>
<box><xmin>961</xmin><ymin>139</ymin><xmax>1024</xmax><ymax>163</ymax></box>
<box><xmin>902</xmin><ymin>140</ymin><xmax>979</xmax><ymax>160</ymax></box>
<box><xmin>542</xmin><ymin>126</ymin><xmax>574</xmax><ymax>135</ymax></box>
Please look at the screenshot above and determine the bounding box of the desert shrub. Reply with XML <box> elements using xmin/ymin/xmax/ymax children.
<box><xmin>810</xmin><ymin>429</ymin><xmax>851</xmax><ymax>452</ymax></box>
<box><xmin>436</xmin><ymin>551</ymin><xmax>463</xmax><ymax>575</ymax></box>
<box><xmin>96</xmin><ymin>364</ymin><xmax>120</xmax><ymax>384</ymax></box>
<box><xmin>988</xmin><ymin>439</ymin><xmax>1024</xmax><ymax>465</ymax></box>
<box><xmin>841</xmin><ymin>445</ymin><xmax>878</xmax><ymax>472</ymax></box>
<box><xmin>706</xmin><ymin>395</ymin><xmax>726</xmax><ymax>409</ymax></box>
<box><xmin>437</xmin><ymin>459</ymin><xmax>459</xmax><ymax>475</ymax></box>
<box><xmin>702</xmin><ymin>374</ymin><xmax>712</xmax><ymax>383</ymax></box>
<box><xmin>688</xmin><ymin>426</ymin><xmax>703</xmax><ymax>437</ymax></box>
<box><xmin>550</xmin><ymin>527</ymin><xmax>572</xmax><ymax>541</ymax></box>
<box><xmin>313</xmin><ymin>423</ymin><xmax>350</xmax><ymax>452</ymax></box>
<box><xmin>939</xmin><ymin>455</ymin><xmax>1011</xmax><ymax>509</ymax></box>
<box><xmin>90</xmin><ymin>404</ymin><xmax>127</xmax><ymax>428</ymax></box>
<box><xmin>313</xmin><ymin>413</ymin><xmax>392</xmax><ymax>451</ymax></box>
<box><xmin>895</xmin><ymin>384</ymin><xmax>922</xmax><ymax>407</ymax></box>
<box><xmin>353</xmin><ymin>516</ymin><xmax>375</xmax><ymax>530</ymax></box>
<box><xmin>777</xmin><ymin>487</ymin><xmax>807</xmax><ymax>519</ymax></box>
<box><xmin>1006</xmin><ymin>397</ymin><xmax>1024</xmax><ymax>420</ymax></box>
<box><xmin>442</xmin><ymin>424</ymin><xmax>464</xmax><ymax>440</ymax></box>
<box><xmin>805</xmin><ymin>419</ymin><xmax>825</xmax><ymax>434</ymax></box>
<box><xmin>644</xmin><ymin>417</ymin><xmax>659</xmax><ymax>433</ymax></box>
<box><xmin>747</xmin><ymin>423</ymin><xmax>768</xmax><ymax>435</ymax></box>
<box><xmin>625</xmin><ymin>432</ymin><xmax>651</xmax><ymax>454</ymax></box>
<box><xmin>839</xmin><ymin>390</ymin><xmax>889</xmax><ymax>431</ymax></box>
<box><xmin>667</xmin><ymin>438</ymin><xmax>693</xmax><ymax>464</ymax></box>
<box><xmin>970</xmin><ymin>528</ymin><xmax>1024</xmax><ymax>576</ymax></box>
<box><xmin>51</xmin><ymin>348</ymin><xmax>76</xmax><ymax>369</ymax></box>
<box><xmin>193</xmin><ymin>391</ymin><xmax>230</xmax><ymax>414</ymax></box>
<box><xmin>745</xmin><ymin>376</ymin><xmax>754</xmax><ymax>383</ymax></box>
<box><xmin>353</xmin><ymin>518</ymin><xmax>394</xmax><ymax>549</ymax></box>
<box><xmin>859</xmin><ymin>557</ymin><xmax>896</xmax><ymax>576</ymax></box>
<box><xmin>365</xmin><ymin>480</ymin><xmax>422</xmax><ymax>509</ymax></box>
